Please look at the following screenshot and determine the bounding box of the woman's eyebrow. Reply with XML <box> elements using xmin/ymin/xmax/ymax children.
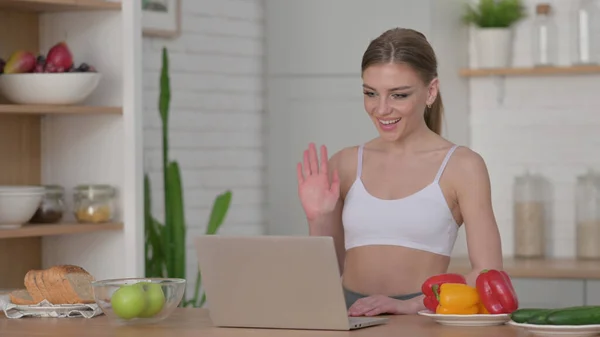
<box><xmin>362</xmin><ymin>84</ymin><xmax>413</xmax><ymax>91</ymax></box>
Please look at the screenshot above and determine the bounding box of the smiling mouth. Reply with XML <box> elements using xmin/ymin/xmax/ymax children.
<box><xmin>379</xmin><ymin>118</ymin><xmax>401</xmax><ymax>125</ymax></box>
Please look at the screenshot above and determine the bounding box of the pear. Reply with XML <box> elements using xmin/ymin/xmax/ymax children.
<box><xmin>4</xmin><ymin>51</ymin><xmax>36</xmax><ymax>74</ymax></box>
<box><xmin>46</xmin><ymin>42</ymin><xmax>73</xmax><ymax>70</ymax></box>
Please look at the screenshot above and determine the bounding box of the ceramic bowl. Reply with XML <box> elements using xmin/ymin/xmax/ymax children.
<box><xmin>0</xmin><ymin>72</ymin><xmax>101</xmax><ymax>105</ymax></box>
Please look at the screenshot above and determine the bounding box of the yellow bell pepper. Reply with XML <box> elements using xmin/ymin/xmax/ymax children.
<box><xmin>478</xmin><ymin>301</ymin><xmax>489</xmax><ymax>314</ymax></box>
<box><xmin>435</xmin><ymin>283</ymin><xmax>480</xmax><ymax>315</ymax></box>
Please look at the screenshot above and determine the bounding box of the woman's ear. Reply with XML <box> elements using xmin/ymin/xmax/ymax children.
<box><xmin>426</xmin><ymin>78</ymin><xmax>439</xmax><ymax>105</ymax></box>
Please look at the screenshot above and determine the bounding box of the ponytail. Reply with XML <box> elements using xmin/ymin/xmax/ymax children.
<box><xmin>425</xmin><ymin>91</ymin><xmax>443</xmax><ymax>135</ymax></box>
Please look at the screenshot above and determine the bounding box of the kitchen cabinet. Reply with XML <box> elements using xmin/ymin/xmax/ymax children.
<box><xmin>0</xmin><ymin>0</ymin><xmax>143</xmax><ymax>288</ymax></box>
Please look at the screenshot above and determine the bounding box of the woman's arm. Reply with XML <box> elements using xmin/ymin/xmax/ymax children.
<box><xmin>308</xmin><ymin>200</ymin><xmax>345</xmax><ymax>274</ymax></box>
<box><xmin>307</xmin><ymin>150</ymin><xmax>346</xmax><ymax>274</ymax></box>
<box><xmin>454</xmin><ymin>149</ymin><xmax>503</xmax><ymax>286</ymax></box>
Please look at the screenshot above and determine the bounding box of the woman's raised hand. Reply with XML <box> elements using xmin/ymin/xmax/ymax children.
<box><xmin>296</xmin><ymin>143</ymin><xmax>340</xmax><ymax>221</ymax></box>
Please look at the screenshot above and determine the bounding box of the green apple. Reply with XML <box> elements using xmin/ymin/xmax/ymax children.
<box><xmin>111</xmin><ymin>284</ymin><xmax>147</xmax><ymax>320</ymax></box>
<box><xmin>139</xmin><ymin>283</ymin><xmax>166</xmax><ymax>318</ymax></box>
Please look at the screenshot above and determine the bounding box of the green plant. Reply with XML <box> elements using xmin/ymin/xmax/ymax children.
<box><xmin>144</xmin><ymin>47</ymin><xmax>232</xmax><ymax>308</ymax></box>
<box><xmin>461</xmin><ymin>0</ymin><xmax>527</xmax><ymax>28</ymax></box>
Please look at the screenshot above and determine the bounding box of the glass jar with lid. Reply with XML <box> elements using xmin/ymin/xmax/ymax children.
<box><xmin>572</xmin><ymin>0</ymin><xmax>600</xmax><ymax>64</ymax></box>
<box><xmin>29</xmin><ymin>185</ymin><xmax>65</xmax><ymax>224</ymax></box>
<box><xmin>575</xmin><ymin>169</ymin><xmax>600</xmax><ymax>259</ymax></box>
<box><xmin>73</xmin><ymin>184</ymin><xmax>116</xmax><ymax>223</ymax></box>
<box><xmin>513</xmin><ymin>171</ymin><xmax>547</xmax><ymax>258</ymax></box>
<box><xmin>532</xmin><ymin>3</ymin><xmax>558</xmax><ymax>67</ymax></box>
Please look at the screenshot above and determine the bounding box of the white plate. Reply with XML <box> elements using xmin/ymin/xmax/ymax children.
<box><xmin>508</xmin><ymin>320</ymin><xmax>600</xmax><ymax>337</ymax></box>
<box><xmin>417</xmin><ymin>310</ymin><xmax>510</xmax><ymax>326</ymax></box>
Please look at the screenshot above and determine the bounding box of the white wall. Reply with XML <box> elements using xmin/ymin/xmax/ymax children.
<box><xmin>467</xmin><ymin>0</ymin><xmax>600</xmax><ymax>258</ymax></box>
<box><xmin>142</xmin><ymin>0</ymin><xmax>266</xmax><ymax>295</ymax></box>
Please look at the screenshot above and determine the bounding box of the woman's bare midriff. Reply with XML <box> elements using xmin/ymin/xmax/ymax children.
<box><xmin>341</xmin><ymin>245</ymin><xmax>451</xmax><ymax>296</ymax></box>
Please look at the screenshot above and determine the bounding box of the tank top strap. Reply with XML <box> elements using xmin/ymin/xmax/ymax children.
<box><xmin>434</xmin><ymin>145</ymin><xmax>459</xmax><ymax>183</ymax></box>
<box><xmin>356</xmin><ymin>144</ymin><xmax>364</xmax><ymax>179</ymax></box>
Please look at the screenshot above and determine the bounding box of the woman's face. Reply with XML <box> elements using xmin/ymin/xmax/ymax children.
<box><xmin>362</xmin><ymin>63</ymin><xmax>437</xmax><ymax>142</ymax></box>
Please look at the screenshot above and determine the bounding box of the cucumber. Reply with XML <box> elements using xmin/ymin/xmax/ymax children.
<box><xmin>510</xmin><ymin>308</ymin><xmax>550</xmax><ymax>323</ymax></box>
<box><xmin>512</xmin><ymin>306</ymin><xmax>600</xmax><ymax>325</ymax></box>
<box><xmin>527</xmin><ymin>311</ymin><xmax>555</xmax><ymax>325</ymax></box>
<box><xmin>546</xmin><ymin>306</ymin><xmax>600</xmax><ymax>326</ymax></box>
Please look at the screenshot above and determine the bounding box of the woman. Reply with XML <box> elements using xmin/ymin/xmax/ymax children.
<box><xmin>296</xmin><ymin>28</ymin><xmax>503</xmax><ymax>317</ymax></box>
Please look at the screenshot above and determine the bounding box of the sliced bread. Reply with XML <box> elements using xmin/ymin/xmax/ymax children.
<box><xmin>24</xmin><ymin>269</ymin><xmax>45</xmax><ymax>304</ymax></box>
<box><xmin>9</xmin><ymin>289</ymin><xmax>36</xmax><ymax>305</ymax></box>
<box><xmin>55</xmin><ymin>265</ymin><xmax>96</xmax><ymax>304</ymax></box>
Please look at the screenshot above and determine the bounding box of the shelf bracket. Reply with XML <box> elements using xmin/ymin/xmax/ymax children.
<box><xmin>494</xmin><ymin>76</ymin><xmax>506</xmax><ymax>106</ymax></box>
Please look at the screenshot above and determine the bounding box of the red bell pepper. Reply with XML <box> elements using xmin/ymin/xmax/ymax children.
<box><xmin>475</xmin><ymin>269</ymin><xmax>519</xmax><ymax>314</ymax></box>
<box><xmin>421</xmin><ymin>273</ymin><xmax>467</xmax><ymax>312</ymax></box>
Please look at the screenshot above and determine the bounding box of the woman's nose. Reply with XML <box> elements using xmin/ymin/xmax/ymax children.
<box><xmin>375</xmin><ymin>97</ymin><xmax>392</xmax><ymax>116</ymax></box>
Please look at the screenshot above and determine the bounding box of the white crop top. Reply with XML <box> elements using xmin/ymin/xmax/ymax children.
<box><xmin>341</xmin><ymin>144</ymin><xmax>460</xmax><ymax>256</ymax></box>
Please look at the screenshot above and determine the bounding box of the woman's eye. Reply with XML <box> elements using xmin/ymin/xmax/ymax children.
<box><xmin>391</xmin><ymin>93</ymin><xmax>408</xmax><ymax>99</ymax></box>
<box><xmin>363</xmin><ymin>91</ymin><xmax>376</xmax><ymax>97</ymax></box>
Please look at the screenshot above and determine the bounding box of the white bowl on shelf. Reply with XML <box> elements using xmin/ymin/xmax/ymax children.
<box><xmin>0</xmin><ymin>72</ymin><xmax>101</xmax><ymax>105</ymax></box>
<box><xmin>0</xmin><ymin>186</ymin><xmax>45</xmax><ymax>228</ymax></box>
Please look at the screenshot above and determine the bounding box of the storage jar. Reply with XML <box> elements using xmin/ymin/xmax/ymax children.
<box><xmin>572</xmin><ymin>0</ymin><xmax>600</xmax><ymax>64</ymax></box>
<box><xmin>29</xmin><ymin>185</ymin><xmax>65</xmax><ymax>224</ymax></box>
<box><xmin>73</xmin><ymin>184</ymin><xmax>116</xmax><ymax>223</ymax></box>
<box><xmin>575</xmin><ymin>169</ymin><xmax>600</xmax><ymax>259</ymax></box>
<box><xmin>513</xmin><ymin>171</ymin><xmax>547</xmax><ymax>258</ymax></box>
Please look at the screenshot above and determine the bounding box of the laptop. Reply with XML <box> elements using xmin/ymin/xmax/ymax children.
<box><xmin>194</xmin><ymin>235</ymin><xmax>389</xmax><ymax>330</ymax></box>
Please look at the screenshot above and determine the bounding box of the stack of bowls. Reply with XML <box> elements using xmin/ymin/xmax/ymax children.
<box><xmin>0</xmin><ymin>186</ymin><xmax>45</xmax><ymax>228</ymax></box>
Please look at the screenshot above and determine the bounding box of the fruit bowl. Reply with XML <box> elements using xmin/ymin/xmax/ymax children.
<box><xmin>91</xmin><ymin>278</ymin><xmax>186</xmax><ymax>326</ymax></box>
<box><xmin>0</xmin><ymin>186</ymin><xmax>45</xmax><ymax>228</ymax></box>
<box><xmin>0</xmin><ymin>72</ymin><xmax>101</xmax><ymax>105</ymax></box>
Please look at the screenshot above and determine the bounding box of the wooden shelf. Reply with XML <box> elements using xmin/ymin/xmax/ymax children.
<box><xmin>0</xmin><ymin>0</ymin><xmax>121</xmax><ymax>12</ymax></box>
<box><xmin>0</xmin><ymin>222</ymin><xmax>123</xmax><ymax>239</ymax></box>
<box><xmin>0</xmin><ymin>104</ymin><xmax>122</xmax><ymax>115</ymax></box>
<box><xmin>460</xmin><ymin>65</ymin><xmax>600</xmax><ymax>77</ymax></box>
<box><xmin>449</xmin><ymin>256</ymin><xmax>600</xmax><ymax>280</ymax></box>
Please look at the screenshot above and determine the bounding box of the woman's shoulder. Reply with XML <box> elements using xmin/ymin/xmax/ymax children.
<box><xmin>450</xmin><ymin>145</ymin><xmax>488</xmax><ymax>173</ymax></box>
<box><xmin>445</xmin><ymin>145</ymin><xmax>490</xmax><ymax>188</ymax></box>
<box><xmin>329</xmin><ymin>138</ymin><xmax>381</xmax><ymax>163</ymax></box>
<box><xmin>329</xmin><ymin>145</ymin><xmax>360</xmax><ymax>172</ymax></box>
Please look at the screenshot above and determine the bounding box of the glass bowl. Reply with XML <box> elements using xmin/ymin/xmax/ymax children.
<box><xmin>91</xmin><ymin>278</ymin><xmax>186</xmax><ymax>325</ymax></box>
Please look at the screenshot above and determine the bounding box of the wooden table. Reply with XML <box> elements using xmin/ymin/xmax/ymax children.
<box><xmin>0</xmin><ymin>308</ymin><xmax>527</xmax><ymax>337</ymax></box>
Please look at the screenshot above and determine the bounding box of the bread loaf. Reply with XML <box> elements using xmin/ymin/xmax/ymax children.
<box><xmin>11</xmin><ymin>265</ymin><xmax>96</xmax><ymax>305</ymax></box>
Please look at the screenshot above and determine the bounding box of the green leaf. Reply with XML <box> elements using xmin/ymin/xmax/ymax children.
<box><xmin>145</xmin><ymin>174</ymin><xmax>166</xmax><ymax>277</ymax></box>
<box><xmin>199</xmin><ymin>292</ymin><xmax>207</xmax><ymax>307</ymax></box>
<box><xmin>160</xmin><ymin>220</ymin><xmax>173</xmax><ymax>276</ymax></box>
<box><xmin>144</xmin><ymin>174</ymin><xmax>152</xmax><ymax>276</ymax></box>
<box><xmin>149</xmin><ymin>217</ymin><xmax>165</xmax><ymax>277</ymax></box>
<box><xmin>167</xmin><ymin>161</ymin><xmax>186</xmax><ymax>280</ymax></box>
<box><xmin>206</xmin><ymin>191</ymin><xmax>232</xmax><ymax>235</ymax></box>
<box><xmin>159</xmin><ymin>47</ymin><xmax>170</xmax><ymax>126</ymax></box>
<box><xmin>159</xmin><ymin>47</ymin><xmax>174</xmax><ymax>278</ymax></box>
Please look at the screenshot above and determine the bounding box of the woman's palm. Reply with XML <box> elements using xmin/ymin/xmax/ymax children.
<box><xmin>297</xmin><ymin>143</ymin><xmax>340</xmax><ymax>220</ymax></box>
